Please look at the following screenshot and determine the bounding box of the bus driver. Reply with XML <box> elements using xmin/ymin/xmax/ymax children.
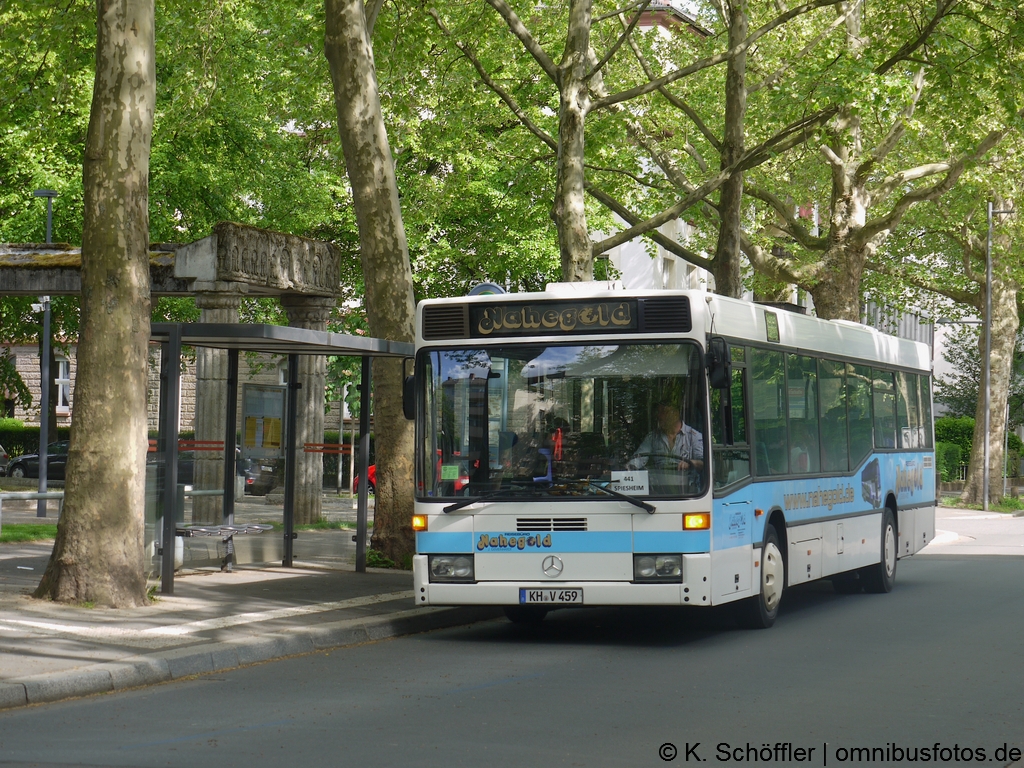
<box><xmin>627</xmin><ymin>401</ymin><xmax>704</xmax><ymax>487</ymax></box>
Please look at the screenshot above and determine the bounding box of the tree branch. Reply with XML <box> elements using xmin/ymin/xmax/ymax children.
<box><xmin>874</xmin><ymin>0</ymin><xmax>961</xmax><ymax>75</ymax></box>
<box><xmin>620</xmin><ymin>15</ymin><xmax>722</xmax><ymax>151</ymax></box>
<box><xmin>747</xmin><ymin>1</ymin><xmax>856</xmax><ymax>95</ymax></box>
<box><xmin>585</xmin><ymin>163</ymin><xmax>671</xmax><ymax>191</ymax></box>
<box><xmin>592</xmin><ymin>0</ymin><xmax>845</xmax><ymax>111</ymax></box>
<box><xmin>745</xmin><ymin>184</ymin><xmax>827</xmax><ymax>250</ymax></box>
<box><xmin>588</xmin><ymin>0</ymin><xmax>650</xmax><ymax>81</ymax></box>
<box><xmin>857</xmin><ymin>67</ymin><xmax>925</xmax><ymax>182</ymax></box>
<box><xmin>586</xmin><ymin>183</ymin><xmax>713</xmax><ymax>270</ymax></box>
<box><xmin>859</xmin><ymin>115</ymin><xmax>1022</xmax><ymax>243</ymax></box>
<box><xmin>482</xmin><ymin>0</ymin><xmax>558</xmax><ymax>83</ymax></box>
<box><xmin>741</xmin><ymin>233</ymin><xmax>820</xmax><ymax>287</ymax></box>
<box><xmin>426</xmin><ymin>8</ymin><xmax>557</xmax><ymax>151</ymax></box>
<box><xmin>865</xmin><ymin>256</ymin><xmax>978</xmax><ymax>306</ymax></box>
<box><xmin>364</xmin><ymin>0</ymin><xmax>385</xmax><ymax>37</ymax></box>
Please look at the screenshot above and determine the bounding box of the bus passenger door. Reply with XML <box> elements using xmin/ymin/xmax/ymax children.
<box><xmin>710</xmin><ymin>354</ymin><xmax>754</xmax><ymax>601</ymax></box>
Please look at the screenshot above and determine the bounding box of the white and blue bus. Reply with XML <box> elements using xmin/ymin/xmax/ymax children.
<box><xmin>408</xmin><ymin>284</ymin><xmax>935</xmax><ymax>627</ymax></box>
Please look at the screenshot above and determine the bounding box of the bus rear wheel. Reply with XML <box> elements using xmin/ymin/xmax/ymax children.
<box><xmin>504</xmin><ymin>605</ymin><xmax>548</xmax><ymax>625</ymax></box>
<box><xmin>861</xmin><ymin>507</ymin><xmax>897</xmax><ymax>593</ymax></box>
<box><xmin>738</xmin><ymin>523</ymin><xmax>784</xmax><ymax>629</ymax></box>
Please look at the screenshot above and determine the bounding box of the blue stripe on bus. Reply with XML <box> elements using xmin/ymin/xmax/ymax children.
<box><xmin>416</xmin><ymin>531</ymin><xmax>475</xmax><ymax>553</ymax></box>
<box><xmin>633</xmin><ymin>531</ymin><xmax>711</xmax><ymax>553</ymax></box>
<box><xmin>418</xmin><ymin>530</ymin><xmax>714</xmax><ymax>554</ymax></box>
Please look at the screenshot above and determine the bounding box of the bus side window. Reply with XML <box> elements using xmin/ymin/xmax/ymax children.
<box><xmin>897</xmin><ymin>371</ymin><xmax>921</xmax><ymax>449</ymax></box>
<box><xmin>751</xmin><ymin>348</ymin><xmax>787</xmax><ymax>475</ymax></box>
<box><xmin>920</xmin><ymin>375</ymin><xmax>934</xmax><ymax>449</ymax></box>
<box><xmin>872</xmin><ymin>369</ymin><xmax>897</xmax><ymax>449</ymax></box>
<box><xmin>787</xmin><ymin>355</ymin><xmax>820</xmax><ymax>474</ymax></box>
<box><xmin>712</xmin><ymin>365</ymin><xmax>750</xmax><ymax>490</ymax></box>
<box><xmin>819</xmin><ymin>359</ymin><xmax>849</xmax><ymax>472</ymax></box>
<box><xmin>847</xmin><ymin>364</ymin><xmax>873</xmax><ymax>467</ymax></box>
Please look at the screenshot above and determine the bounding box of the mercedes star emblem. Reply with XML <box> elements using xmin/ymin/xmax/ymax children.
<box><xmin>542</xmin><ymin>555</ymin><xmax>564</xmax><ymax>578</ymax></box>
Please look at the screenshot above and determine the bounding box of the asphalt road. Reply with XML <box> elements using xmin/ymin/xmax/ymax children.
<box><xmin>1</xmin><ymin>554</ymin><xmax>1022</xmax><ymax>768</ymax></box>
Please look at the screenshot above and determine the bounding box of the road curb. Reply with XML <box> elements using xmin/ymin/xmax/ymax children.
<box><xmin>0</xmin><ymin>605</ymin><xmax>501</xmax><ymax>711</ymax></box>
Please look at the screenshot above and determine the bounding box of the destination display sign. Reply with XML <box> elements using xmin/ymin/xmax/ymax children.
<box><xmin>469</xmin><ymin>300</ymin><xmax>637</xmax><ymax>337</ymax></box>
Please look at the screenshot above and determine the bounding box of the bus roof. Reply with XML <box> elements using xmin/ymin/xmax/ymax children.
<box><xmin>416</xmin><ymin>287</ymin><xmax>931</xmax><ymax>373</ymax></box>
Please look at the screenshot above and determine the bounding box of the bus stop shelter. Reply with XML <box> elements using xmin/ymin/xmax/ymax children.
<box><xmin>150</xmin><ymin>322</ymin><xmax>413</xmax><ymax>594</ymax></box>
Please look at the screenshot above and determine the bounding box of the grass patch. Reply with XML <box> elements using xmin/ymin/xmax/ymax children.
<box><xmin>938</xmin><ymin>495</ymin><xmax>1024</xmax><ymax>513</ymax></box>
<box><xmin>0</xmin><ymin>524</ymin><xmax>58</xmax><ymax>543</ymax></box>
<box><xmin>298</xmin><ymin>519</ymin><xmax>357</xmax><ymax>531</ymax></box>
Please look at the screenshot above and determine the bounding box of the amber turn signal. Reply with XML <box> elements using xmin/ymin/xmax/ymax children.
<box><xmin>412</xmin><ymin>515</ymin><xmax>428</xmax><ymax>531</ymax></box>
<box><xmin>683</xmin><ymin>513</ymin><xmax>710</xmax><ymax>530</ymax></box>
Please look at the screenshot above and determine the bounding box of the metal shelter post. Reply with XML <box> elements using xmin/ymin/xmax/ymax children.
<box><xmin>36</xmin><ymin>295</ymin><xmax>51</xmax><ymax>518</ymax></box>
<box><xmin>283</xmin><ymin>353</ymin><xmax>300</xmax><ymax>567</ymax></box>
<box><xmin>223</xmin><ymin>348</ymin><xmax>239</xmax><ymax>526</ymax></box>
<box><xmin>160</xmin><ymin>325</ymin><xmax>182</xmax><ymax>594</ymax></box>
<box><xmin>355</xmin><ymin>356</ymin><xmax>371</xmax><ymax>573</ymax></box>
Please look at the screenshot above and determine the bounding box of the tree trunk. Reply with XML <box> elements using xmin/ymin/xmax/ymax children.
<box><xmin>712</xmin><ymin>0</ymin><xmax>747</xmax><ymax>299</ymax></box>
<box><xmin>807</xmin><ymin>245</ymin><xmax>865</xmax><ymax>321</ymax></box>
<box><xmin>961</xmin><ymin>258</ymin><xmax>1019</xmax><ymax>505</ymax></box>
<box><xmin>325</xmin><ymin>0</ymin><xmax>416</xmax><ymax>563</ymax></box>
<box><xmin>553</xmin><ymin>0</ymin><xmax>593</xmax><ymax>283</ymax></box>
<box><xmin>35</xmin><ymin>0</ymin><xmax>154</xmax><ymax>607</ymax></box>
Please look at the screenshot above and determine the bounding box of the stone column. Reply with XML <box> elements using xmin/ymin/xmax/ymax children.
<box><xmin>281</xmin><ymin>295</ymin><xmax>335</xmax><ymax>524</ymax></box>
<box><xmin>192</xmin><ymin>283</ymin><xmax>245</xmax><ymax>523</ymax></box>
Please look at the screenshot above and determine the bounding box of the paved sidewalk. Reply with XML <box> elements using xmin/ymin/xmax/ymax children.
<box><xmin>1</xmin><ymin>499</ymin><xmax>1020</xmax><ymax>712</ymax></box>
<box><xmin>0</xmin><ymin>497</ymin><xmax>501</xmax><ymax>711</ymax></box>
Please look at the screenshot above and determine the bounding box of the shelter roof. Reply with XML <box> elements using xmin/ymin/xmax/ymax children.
<box><xmin>150</xmin><ymin>322</ymin><xmax>413</xmax><ymax>357</ymax></box>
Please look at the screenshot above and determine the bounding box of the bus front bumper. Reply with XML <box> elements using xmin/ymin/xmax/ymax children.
<box><xmin>412</xmin><ymin>553</ymin><xmax>712</xmax><ymax>607</ymax></box>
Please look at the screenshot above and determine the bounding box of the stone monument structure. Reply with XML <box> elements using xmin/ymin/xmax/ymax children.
<box><xmin>1</xmin><ymin>222</ymin><xmax>343</xmax><ymax>525</ymax></box>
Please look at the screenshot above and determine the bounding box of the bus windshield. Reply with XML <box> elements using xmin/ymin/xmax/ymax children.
<box><xmin>418</xmin><ymin>342</ymin><xmax>708</xmax><ymax>501</ymax></box>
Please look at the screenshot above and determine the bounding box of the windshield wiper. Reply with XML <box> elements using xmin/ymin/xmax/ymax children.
<box><xmin>442</xmin><ymin>484</ymin><xmax>540</xmax><ymax>514</ymax></box>
<box><xmin>587</xmin><ymin>480</ymin><xmax>656</xmax><ymax>513</ymax></box>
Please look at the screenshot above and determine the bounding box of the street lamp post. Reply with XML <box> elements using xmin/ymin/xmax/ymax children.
<box><xmin>32</xmin><ymin>190</ymin><xmax>58</xmax><ymax>518</ymax></box>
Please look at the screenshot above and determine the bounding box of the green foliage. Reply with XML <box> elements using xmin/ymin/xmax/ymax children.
<box><xmin>934</xmin><ymin>417</ymin><xmax>974</xmax><ymax>456</ymax></box>
<box><xmin>935</xmin><ymin>442</ymin><xmax>963</xmax><ymax>483</ymax></box>
<box><xmin>934</xmin><ymin>325</ymin><xmax>1024</xmax><ymax>429</ymax></box>
<box><xmin>0</xmin><ymin>524</ymin><xmax>58</xmax><ymax>543</ymax></box>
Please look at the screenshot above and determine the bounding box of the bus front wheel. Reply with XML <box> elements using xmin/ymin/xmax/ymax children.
<box><xmin>738</xmin><ymin>523</ymin><xmax>784</xmax><ymax>629</ymax></box>
<box><xmin>861</xmin><ymin>508</ymin><xmax>897</xmax><ymax>593</ymax></box>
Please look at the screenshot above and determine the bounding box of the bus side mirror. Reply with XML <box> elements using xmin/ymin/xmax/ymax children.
<box><xmin>707</xmin><ymin>337</ymin><xmax>731</xmax><ymax>390</ymax></box>
<box><xmin>403</xmin><ymin>375</ymin><xmax>416</xmax><ymax>420</ymax></box>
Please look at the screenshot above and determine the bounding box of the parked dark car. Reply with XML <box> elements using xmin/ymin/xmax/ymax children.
<box><xmin>238</xmin><ymin>456</ymin><xmax>282</xmax><ymax>496</ymax></box>
<box><xmin>5</xmin><ymin>441</ymin><xmax>70</xmax><ymax>479</ymax></box>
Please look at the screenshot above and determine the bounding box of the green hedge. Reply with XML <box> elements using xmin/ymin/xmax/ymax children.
<box><xmin>935</xmin><ymin>442</ymin><xmax>962</xmax><ymax>483</ymax></box>
<box><xmin>0</xmin><ymin>425</ymin><xmax>72</xmax><ymax>458</ymax></box>
<box><xmin>934</xmin><ymin>417</ymin><xmax>974</xmax><ymax>455</ymax></box>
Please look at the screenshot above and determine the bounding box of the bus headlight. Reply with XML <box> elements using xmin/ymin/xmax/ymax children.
<box><xmin>633</xmin><ymin>554</ymin><xmax>682</xmax><ymax>582</ymax></box>
<box><xmin>428</xmin><ymin>554</ymin><xmax>475</xmax><ymax>583</ymax></box>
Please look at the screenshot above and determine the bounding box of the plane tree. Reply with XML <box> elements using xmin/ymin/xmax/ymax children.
<box><xmin>738</xmin><ymin>0</ymin><xmax>1024</xmax><ymax>321</ymax></box>
<box><xmin>425</xmin><ymin>0</ymin><xmax>847</xmax><ymax>291</ymax></box>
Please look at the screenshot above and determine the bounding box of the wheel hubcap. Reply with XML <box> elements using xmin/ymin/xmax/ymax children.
<box><xmin>884</xmin><ymin>524</ymin><xmax>896</xmax><ymax>577</ymax></box>
<box><xmin>762</xmin><ymin>542</ymin><xmax>783</xmax><ymax>611</ymax></box>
